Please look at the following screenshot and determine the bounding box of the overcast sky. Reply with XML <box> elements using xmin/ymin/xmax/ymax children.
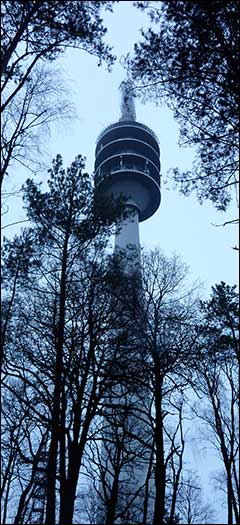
<box><xmin>2</xmin><ymin>3</ymin><xmax>239</xmax><ymax>523</ymax></box>
<box><xmin>3</xmin><ymin>1</ymin><xmax>238</xmax><ymax>300</ymax></box>
<box><xmin>4</xmin><ymin>1</ymin><xmax>238</xmax><ymax>295</ymax></box>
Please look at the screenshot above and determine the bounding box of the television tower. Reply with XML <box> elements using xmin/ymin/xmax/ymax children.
<box><xmin>94</xmin><ymin>79</ymin><xmax>161</xmax><ymax>265</ymax></box>
<box><xmin>94</xmin><ymin>80</ymin><xmax>161</xmax><ymax>524</ymax></box>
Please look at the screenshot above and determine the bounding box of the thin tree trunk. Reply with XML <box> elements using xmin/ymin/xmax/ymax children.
<box><xmin>209</xmin><ymin>387</ymin><xmax>236</xmax><ymax>525</ymax></box>
<box><xmin>14</xmin><ymin>481</ymin><xmax>34</xmax><ymax>524</ymax></box>
<box><xmin>153</xmin><ymin>367</ymin><xmax>165</xmax><ymax>525</ymax></box>
<box><xmin>1</xmin><ymin>266</ymin><xmax>19</xmax><ymax>367</ymax></box>
<box><xmin>227</xmin><ymin>471</ymin><xmax>233</xmax><ymax>525</ymax></box>
<box><xmin>59</xmin><ymin>392</ymin><xmax>67</xmax><ymax>524</ymax></box>
<box><xmin>2</xmin><ymin>456</ymin><xmax>16</xmax><ymax>525</ymax></box>
<box><xmin>142</xmin><ymin>445</ymin><xmax>154</xmax><ymax>525</ymax></box>
<box><xmin>169</xmin><ymin>407</ymin><xmax>184</xmax><ymax>524</ymax></box>
<box><xmin>232</xmin><ymin>461</ymin><xmax>239</xmax><ymax>524</ymax></box>
<box><xmin>105</xmin><ymin>457</ymin><xmax>121</xmax><ymax>525</ymax></box>
<box><xmin>45</xmin><ymin>227</ymin><xmax>70</xmax><ymax>524</ymax></box>
<box><xmin>59</xmin><ymin>316</ymin><xmax>100</xmax><ymax>524</ymax></box>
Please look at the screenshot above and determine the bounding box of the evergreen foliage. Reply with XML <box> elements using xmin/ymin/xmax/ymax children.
<box><xmin>128</xmin><ymin>1</ymin><xmax>239</xmax><ymax>210</ymax></box>
<box><xmin>1</xmin><ymin>1</ymin><xmax>116</xmax><ymax>81</ymax></box>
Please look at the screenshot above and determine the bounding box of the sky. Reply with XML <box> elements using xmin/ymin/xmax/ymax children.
<box><xmin>52</xmin><ymin>1</ymin><xmax>238</xmax><ymax>299</ymax></box>
<box><xmin>3</xmin><ymin>1</ymin><xmax>238</xmax><ymax>298</ymax></box>
<box><xmin>2</xmin><ymin>3</ymin><xmax>238</xmax><ymax>522</ymax></box>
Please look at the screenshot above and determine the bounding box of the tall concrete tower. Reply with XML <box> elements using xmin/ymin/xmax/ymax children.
<box><xmin>94</xmin><ymin>81</ymin><xmax>161</xmax><ymax>524</ymax></box>
<box><xmin>94</xmin><ymin>80</ymin><xmax>161</xmax><ymax>265</ymax></box>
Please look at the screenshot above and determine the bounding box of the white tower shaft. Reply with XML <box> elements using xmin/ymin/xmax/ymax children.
<box><xmin>114</xmin><ymin>206</ymin><xmax>141</xmax><ymax>273</ymax></box>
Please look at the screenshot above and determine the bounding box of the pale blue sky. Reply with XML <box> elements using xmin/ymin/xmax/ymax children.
<box><xmin>43</xmin><ymin>0</ymin><xmax>238</xmax><ymax>298</ymax></box>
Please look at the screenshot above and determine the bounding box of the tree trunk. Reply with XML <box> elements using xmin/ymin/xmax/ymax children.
<box><xmin>153</xmin><ymin>366</ymin><xmax>165</xmax><ymax>525</ymax></box>
<box><xmin>59</xmin><ymin>407</ymin><xmax>96</xmax><ymax>524</ymax></box>
<box><xmin>105</xmin><ymin>462</ymin><xmax>121</xmax><ymax>525</ymax></box>
<box><xmin>59</xmin><ymin>392</ymin><xmax>67</xmax><ymax>524</ymax></box>
<box><xmin>1</xmin><ymin>266</ymin><xmax>19</xmax><ymax>368</ymax></box>
<box><xmin>59</xmin><ymin>316</ymin><xmax>100</xmax><ymax>524</ymax></box>
<box><xmin>59</xmin><ymin>462</ymin><xmax>78</xmax><ymax>525</ymax></box>
<box><xmin>169</xmin><ymin>407</ymin><xmax>184</xmax><ymax>524</ymax></box>
<box><xmin>142</xmin><ymin>446</ymin><xmax>154</xmax><ymax>525</ymax></box>
<box><xmin>210</xmin><ymin>388</ymin><xmax>236</xmax><ymax>525</ymax></box>
<box><xmin>45</xmin><ymin>229</ymin><xmax>70</xmax><ymax>524</ymax></box>
<box><xmin>227</xmin><ymin>469</ymin><xmax>233</xmax><ymax>525</ymax></box>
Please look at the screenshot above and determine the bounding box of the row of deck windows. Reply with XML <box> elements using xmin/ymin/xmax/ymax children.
<box><xmin>95</xmin><ymin>155</ymin><xmax>160</xmax><ymax>187</ymax></box>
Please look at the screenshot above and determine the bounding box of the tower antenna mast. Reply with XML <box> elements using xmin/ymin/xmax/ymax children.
<box><xmin>119</xmin><ymin>79</ymin><xmax>136</xmax><ymax>121</ymax></box>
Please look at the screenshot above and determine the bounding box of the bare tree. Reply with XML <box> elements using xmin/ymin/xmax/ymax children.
<box><xmin>1</xmin><ymin>1</ymin><xmax>116</xmax><ymax>188</ymax></box>
<box><xmin>176</xmin><ymin>472</ymin><xmax>215</xmax><ymax>524</ymax></box>
<box><xmin>85</xmin><ymin>386</ymin><xmax>153</xmax><ymax>525</ymax></box>
<box><xmin>91</xmin><ymin>248</ymin><xmax>200</xmax><ymax>525</ymax></box>
<box><xmin>127</xmin><ymin>249</ymin><xmax>199</xmax><ymax>525</ymax></box>
<box><xmin>192</xmin><ymin>361</ymin><xmax>239</xmax><ymax>525</ymax></box>
<box><xmin>192</xmin><ymin>283</ymin><xmax>239</xmax><ymax>525</ymax></box>
<box><xmin>1</xmin><ymin>375</ymin><xmax>50</xmax><ymax>525</ymax></box>
<box><xmin>1</xmin><ymin>64</ymin><xmax>73</xmax><ymax>186</ymax></box>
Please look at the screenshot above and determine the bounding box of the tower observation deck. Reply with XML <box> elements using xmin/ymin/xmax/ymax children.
<box><xmin>94</xmin><ymin>81</ymin><xmax>161</xmax><ymax>225</ymax></box>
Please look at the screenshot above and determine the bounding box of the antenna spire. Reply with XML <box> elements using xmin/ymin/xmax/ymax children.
<box><xmin>119</xmin><ymin>79</ymin><xmax>136</xmax><ymax>121</ymax></box>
